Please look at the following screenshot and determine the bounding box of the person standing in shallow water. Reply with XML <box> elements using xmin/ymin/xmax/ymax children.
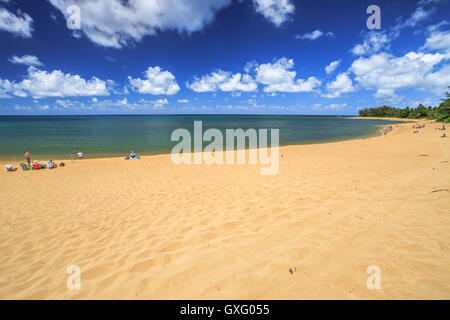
<box><xmin>24</xmin><ymin>150</ymin><xmax>31</xmax><ymax>166</ymax></box>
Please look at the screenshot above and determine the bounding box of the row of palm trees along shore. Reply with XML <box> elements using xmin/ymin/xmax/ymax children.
<box><xmin>358</xmin><ymin>87</ymin><xmax>450</xmax><ymax>122</ymax></box>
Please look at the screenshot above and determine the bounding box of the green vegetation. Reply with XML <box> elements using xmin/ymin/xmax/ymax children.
<box><xmin>359</xmin><ymin>87</ymin><xmax>450</xmax><ymax>123</ymax></box>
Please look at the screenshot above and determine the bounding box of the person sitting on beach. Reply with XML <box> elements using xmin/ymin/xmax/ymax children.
<box><xmin>48</xmin><ymin>160</ymin><xmax>57</xmax><ymax>169</ymax></box>
<box><xmin>5</xmin><ymin>164</ymin><xmax>17</xmax><ymax>172</ymax></box>
<box><xmin>32</xmin><ymin>161</ymin><xmax>41</xmax><ymax>170</ymax></box>
<box><xmin>124</xmin><ymin>151</ymin><xmax>140</xmax><ymax>160</ymax></box>
<box><xmin>60</xmin><ymin>162</ymin><xmax>65</xmax><ymax>167</ymax></box>
<box><xmin>24</xmin><ymin>150</ymin><xmax>31</xmax><ymax>166</ymax></box>
<box><xmin>77</xmin><ymin>151</ymin><xmax>83</xmax><ymax>159</ymax></box>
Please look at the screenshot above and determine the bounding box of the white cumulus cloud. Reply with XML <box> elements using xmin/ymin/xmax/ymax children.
<box><xmin>295</xmin><ymin>30</ymin><xmax>334</xmax><ymax>40</ymax></box>
<box><xmin>188</xmin><ymin>58</ymin><xmax>321</xmax><ymax>93</ymax></box>
<box><xmin>155</xmin><ymin>98</ymin><xmax>169</xmax><ymax>108</ymax></box>
<box><xmin>252</xmin><ymin>0</ymin><xmax>295</xmax><ymax>26</ymax></box>
<box><xmin>255</xmin><ymin>58</ymin><xmax>321</xmax><ymax>92</ymax></box>
<box><xmin>48</xmin><ymin>0</ymin><xmax>295</xmax><ymax>48</ymax></box>
<box><xmin>8</xmin><ymin>55</ymin><xmax>43</xmax><ymax>67</ymax></box>
<box><xmin>312</xmin><ymin>103</ymin><xmax>348</xmax><ymax>112</ymax></box>
<box><xmin>48</xmin><ymin>0</ymin><xmax>232</xmax><ymax>48</ymax></box>
<box><xmin>187</xmin><ymin>70</ymin><xmax>257</xmax><ymax>93</ymax></box>
<box><xmin>323</xmin><ymin>72</ymin><xmax>355</xmax><ymax>98</ymax></box>
<box><xmin>128</xmin><ymin>67</ymin><xmax>180</xmax><ymax>95</ymax></box>
<box><xmin>52</xmin><ymin>97</ymin><xmax>171</xmax><ymax>112</ymax></box>
<box><xmin>352</xmin><ymin>31</ymin><xmax>391</xmax><ymax>56</ymax></box>
<box><xmin>325</xmin><ymin>59</ymin><xmax>341</xmax><ymax>74</ymax></box>
<box><xmin>352</xmin><ymin>6</ymin><xmax>436</xmax><ymax>57</ymax></box>
<box><xmin>350</xmin><ymin>51</ymin><xmax>449</xmax><ymax>96</ymax></box>
<box><xmin>0</xmin><ymin>67</ymin><xmax>111</xmax><ymax>98</ymax></box>
<box><xmin>0</xmin><ymin>6</ymin><xmax>33</xmax><ymax>38</ymax></box>
<box><xmin>422</xmin><ymin>27</ymin><xmax>450</xmax><ymax>54</ymax></box>
<box><xmin>403</xmin><ymin>7</ymin><xmax>433</xmax><ymax>28</ymax></box>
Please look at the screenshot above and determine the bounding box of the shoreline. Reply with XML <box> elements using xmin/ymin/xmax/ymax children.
<box><xmin>1</xmin><ymin>119</ymin><xmax>448</xmax><ymax>299</ymax></box>
<box><xmin>345</xmin><ymin>116</ymin><xmax>413</xmax><ymax>122</ymax></box>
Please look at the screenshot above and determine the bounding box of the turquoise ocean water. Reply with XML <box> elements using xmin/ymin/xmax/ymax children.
<box><xmin>0</xmin><ymin>115</ymin><xmax>399</xmax><ymax>161</ymax></box>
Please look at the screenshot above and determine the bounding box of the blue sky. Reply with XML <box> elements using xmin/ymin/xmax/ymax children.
<box><xmin>0</xmin><ymin>0</ymin><xmax>449</xmax><ymax>115</ymax></box>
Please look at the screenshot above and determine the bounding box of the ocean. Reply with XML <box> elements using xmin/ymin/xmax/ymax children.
<box><xmin>0</xmin><ymin>115</ymin><xmax>399</xmax><ymax>161</ymax></box>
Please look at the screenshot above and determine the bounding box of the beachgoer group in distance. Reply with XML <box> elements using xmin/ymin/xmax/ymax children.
<box><xmin>412</xmin><ymin>123</ymin><xmax>426</xmax><ymax>134</ymax></box>
<box><xmin>413</xmin><ymin>123</ymin><xmax>426</xmax><ymax>129</ymax></box>
<box><xmin>381</xmin><ymin>125</ymin><xmax>393</xmax><ymax>136</ymax></box>
<box><xmin>6</xmin><ymin>148</ymin><xmax>143</xmax><ymax>171</ymax></box>
<box><xmin>412</xmin><ymin>122</ymin><xmax>449</xmax><ymax>137</ymax></box>
<box><xmin>4</xmin><ymin>150</ymin><xmax>67</xmax><ymax>172</ymax></box>
<box><xmin>432</xmin><ymin>123</ymin><xmax>447</xmax><ymax>137</ymax></box>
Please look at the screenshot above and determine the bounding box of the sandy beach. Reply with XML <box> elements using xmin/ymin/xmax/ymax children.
<box><xmin>0</xmin><ymin>120</ymin><xmax>449</xmax><ymax>300</ymax></box>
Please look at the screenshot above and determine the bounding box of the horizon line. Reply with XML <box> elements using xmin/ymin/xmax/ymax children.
<box><xmin>0</xmin><ymin>113</ymin><xmax>359</xmax><ymax>117</ymax></box>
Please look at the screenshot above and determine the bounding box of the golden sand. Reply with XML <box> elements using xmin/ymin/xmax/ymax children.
<box><xmin>0</xmin><ymin>120</ymin><xmax>449</xmax><ymax>299</ymax></box>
